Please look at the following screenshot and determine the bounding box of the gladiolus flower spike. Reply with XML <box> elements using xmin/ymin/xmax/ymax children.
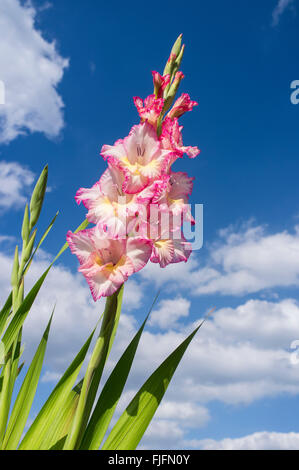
<box><xmin>68</xmin><ymin>34</ymin><xmax>200</xmax><ymax>301</ymax></box>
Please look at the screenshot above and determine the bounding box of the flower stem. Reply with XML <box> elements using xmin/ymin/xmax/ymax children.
<box><xmin>63</xmin><ymin>285</ymin><xmax>124</xmax><ymax>450</ymax></box>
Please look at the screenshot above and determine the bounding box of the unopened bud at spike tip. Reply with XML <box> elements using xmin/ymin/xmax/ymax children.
<box><xmin>29</xmin><ymin>164</ymin><xmax>48</xmax><ymax>231</ymax></box>
<box><xmin>163</xmin><ymin>34</ymin><xmax>183</xmax><ymax>77</ymax></box>
<box><xmin>170</xmin><ymin>34</ymin><xmax>183</xmax><ymax>58</ymax></box>
<box><xmin>174</xmin><ymin>44</ymin><xmax>185</xmax><ymax>73</ymax></box>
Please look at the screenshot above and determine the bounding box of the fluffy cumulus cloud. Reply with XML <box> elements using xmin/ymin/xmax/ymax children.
<box><xmin>149</xmin><ymin>297</ymin><xmax>191</xmax><ymax>329</ymax></box>
<box><xmin>194</xmin><ymin>431</ymin><xmax>299</xmax><ymax>450</ymax></box>
<box><xmin>0</xmin><ymin>161</ymin><xmax>34</xmax><ymax>210</ymax></box>
<box><xmin>0</xmin><ymin>0</ymin><xmax>68</xmax><ymax>143</ymax></box>
<box><xmin>272</xmin><ymin>0</ymin><xmax>295</xmax><ymax>26</ymax></box>
<box><xmin>126</xmin><ymin>297</ymin><xmax>299</xmax><ymax>408</ymax></box>
<box><xmin>140</xmin><ymin>401</ymin><xmax>210</xmax><ymax>448</ymax></box>
<box><xmin>140</xmin><ymin>222</ymin><xmax>299</xmax><ymax>297</ymax></box>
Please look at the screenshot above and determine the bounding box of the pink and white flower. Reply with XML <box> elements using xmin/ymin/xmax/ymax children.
<box><xmin>160</xmin><ymin>117</ymin><xmax>200</xmax><ymax>160</ymax></box>
<box><xmin>69</xmin><ymin>46</ymin><xmax>200</xmax><ymax>300</ymax></box>
<box><xmin>167</xmin><ymin>93</ymin><xmax>198</xmax><ymax>119</ymax></box>
<box><xmin>67</xmin><ymin>225</ymin><xmax>153</xmax><ymax>300</ymax></box>
<box><xmin>152</xmin><ymin>71</ymin><xmax>170</xmax><ymax>98</ymax></box>
<box><xmin>150</xmin><ymin>229</ymin><xmax>192</xmax><ymax>268</ymax></box>
<box><xmin>75</xmin><ymin>167</ymin><xmax>154</xmax><ymax>234</ymax></box>
<box><xmin>152</xmin><ymin>171</ymin><xmax>195</xmax><ymax>226</ymax></box>
<box><xmin>133</xmin><ymin>94</ymin><xmax>164</xmax><ymax>129</ymax></box>
<box><xmin>101</xmin><ymin>122</ymin><xmax>175</xmax><ymax>194</ymax></box>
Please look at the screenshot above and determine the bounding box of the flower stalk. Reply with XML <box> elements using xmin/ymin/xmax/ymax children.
<box><xmin>63</xmin><ymin>285</ymin><xmax>124</xmax><ymax>450</ymax></box>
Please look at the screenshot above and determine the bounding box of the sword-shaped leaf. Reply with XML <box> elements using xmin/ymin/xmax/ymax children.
<box><xmin>19</xmin><ymin>328</ymin><xmax>95</xmax><ymax>450</ymax></box>
<box><xmin>48</xmin><ymin>381</ymin><xmax>83</xmax><ymax>450</ymax></box>
<box><xmin>0</xmin><ymin>294</ymin><xmax>12</xmax><ymax>338</ymax></box>
<box><xmin>2</xmin><ymin>313</ymin><xmax>53</xmax><ymax>450</ymax></box>
<box><xmin>1</xmin><ymin>267</ymin><xmax>50</xmax><ymax>356</ymax></box>
<box><xmin>102</xmin><ymin>322</ymin><xmax>204</xmax><ymax>450</ymax></box>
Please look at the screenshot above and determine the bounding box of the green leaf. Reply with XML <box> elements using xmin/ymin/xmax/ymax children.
<box><xmin>19</xmin><ymin>328</ymin><xmax>95</xmax><ymax>450</ymax></box>
<box><xmin>102</xmin><ymin>322</ymin><xmax>204</xmax><ymax>450</ymax></box>
<box><xmin>7</xmin><ymin>328</ymin><xmax>23</xmax><ymax>413</ymax></box>
<box><xmin>0</xmin><ymin>293</ymin><xmax>12</xmax><ymax>338</ymax></box>
<box><xmin>0</xmin><ymin>356</ymin><xmax>12</xmax><ymax>445</ymax></box>
<box><xmin>81</xmin><ymin>319</ymin><xmax>146</xmax><ymax>449</ymax></box>
<box><xmin>81</xmin><ymin>294</ymin><xmax>159</xmax><ymax>450</ymax></box>
<box><xmin>63</xmin><ymin>285</ymin><xmax>124</xmax><ymax>450</ymax></box>
<box><xmin>2</xmin><ymin>313</ymin><xmax>53</xmax><ymax>450</ymax></box>
<box><xmin>48</xmin><ymin>380</ymin><xmax>83</xmax><ymax>450</ymax></box>
<box><xmin>1</xmin><ymin>267</ymin><xmax>51</xmax><ymax>356</ymax></box>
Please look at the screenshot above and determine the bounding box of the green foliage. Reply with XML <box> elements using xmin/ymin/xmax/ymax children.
<box><xmin>2</xmin><ymin>314</ymin><xmax>53</xmax><ymax>450</ymax></box>
<box><xmin>102</xmin><ymin>325</ymin><xmax>202</xmax><ymax>450</ymax></box>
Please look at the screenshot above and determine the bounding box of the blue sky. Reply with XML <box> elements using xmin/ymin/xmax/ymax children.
<box><xmin>1</xmin><ymin>0</ymin><xmax>299</xmax><ymax>450</ymax></box>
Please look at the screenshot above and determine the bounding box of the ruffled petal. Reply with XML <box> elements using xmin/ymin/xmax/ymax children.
<box><xmin>66</xmin><ymin>229</ymin><xmax>94</xmax><ymax>265</ymax></box>
<box><xmin>167</xmin><ymin>93</ymin><xmax>198</xmax><ymax>119</ymax></box>
<box><xmin>126</xmin><ymin>237</ymin><xmax>153</xmax><ymax>272</ymax></box>
<box><xmin>75</xmin><ymin>183</ymin><xmax>102</xmax><ymax>210</ymax></box>
<box><xmin>150</xmin><ymin>239</ymin><xmax>174</xmax><ymax>268</ymax></box>
<box><xmin>160</xmin><ymin>117</ymin><xmax>200</xmax><ymax>160</ymax></box>
<box><xmin>133</xmin><ymin>94</ymin><xmax>164</xmax><ymax>128</ymax></box>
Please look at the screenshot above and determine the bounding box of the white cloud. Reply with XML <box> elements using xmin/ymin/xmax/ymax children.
<box><xmin>119</xmin><ymin>295</ymin><xmax>299</xmax><ymax>408</ymax></box>
<box><xmin>155</xmin><ymin>401</ymin><xmax>210</xmax><ymax>428</ymax></box>
<box><xmin>149</xmin><ymin>297</ymin><xmax>190</xmax><ymax>329</ymax></box>
<box><xmin>272</xmin><ymin>0</ymin><xmax>295</xmax><ymax>26</ymax></box>
<box><xmin>141</xmin><ymin>420</ymin><xmax>185</xmax><ymax>450</ymax></box>
<box><xmin>140</xmin><ymin>222</ymin><xmax>299</xmax><ymax>297</ymax></box>
<box><xmin>194</xmin><ymin>431</ymin><xmax>299</xmax><ymax>450</ymax></box>
<box><xmin>41</xmin><ymin>370</ymin><xmax>61</xmax><ymax>384</ymax></box>
<box><xmin>0</xmin><ymin>161</ymin><xmax>34</xmax><ymax>210</ymax></box>
<box><xmin>0</xmin><ymin>0</ymin><xmax>68</xmax><ymax>143</ymax></box>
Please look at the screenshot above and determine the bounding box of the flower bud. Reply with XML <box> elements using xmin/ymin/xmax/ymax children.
<box><xmin>163</xmin><ymin>34</ymin><xmax>183</xmax><ymax>76</ymax></box>
<box><xmin>152</xmin><ymin>71</ymin><xmax>170</xmax><ymax>99</ymax></box>
<box><xmin>29</xmin><ymin>165</ymin><xmax>48</xmax><ymax>231</ymax></box>
<box><xmin>168</xmin><ymin>71</ymin><xmax>185</xmax><ymax>100</ymax></box>
<box><xmin>17</xmin><ymin>278</ymin><xmax>24</xmax><ymax>305</ymax></box>
<box><xmin>11</xmin><ymin>245</ymin><xmax>19</xmax><ymax>287</ymax></box>
<box><xmin>170</xmin><ymin>33</ymin><xmax>182</xmax><ymax>60</ymax></box>
<box><xmin>159</xmin><ymin>72</ymin><xmax>185</xmax><ymax>117</ymax></box>
<box><xmin>171</xmin><ymin>44</ymin><xmax>185</xmax><ymax>80</ymax></box>
<box><xmin>24</xmin><ymin>229</ymin><xmax>37</xmax><ymax>264</ymax></box>
<box><xmin>21</xmin><ymin>204</ymin><xmax>30</xmax><ymax>243</ymax></box>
